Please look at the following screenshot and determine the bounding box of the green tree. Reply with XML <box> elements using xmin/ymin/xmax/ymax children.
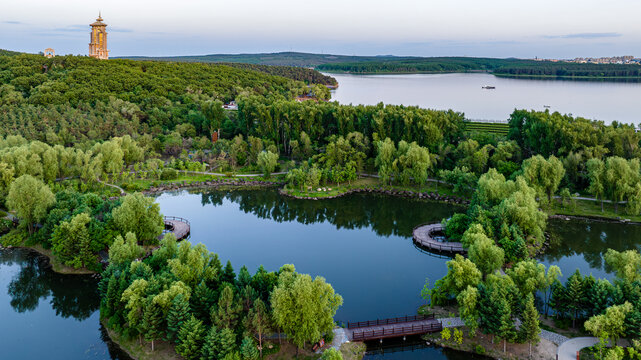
<box><xmin>212</xmin><ymin>285</ymin><xmax>242</xmax><ymax>329</ymax></box>
<box><xmin>457</xmin><ymin>285</ymin><xmax>479</xmax><ymax>336</ymax></box>
<box><xmin>240</xmin><ymin>336</ymin><xmax>259</xmax><ymax>360</ymax></box>
<box><xmin>271</xmin><ymin>266</ymin><xmax>343</xmax><ymax>352</ymax></box>
<box><xmin>520</xmin><ymin>293</ymin><xmax>540</xmax><ymax>358</ymax></box>
<box><xmin>108</xmin><ymin>232</ymin><xmax>144</xmax><ymax>266</ymax></box>
<box><xmin>176</xmin><ymin>315</ymin><xmax>206</xmax><ymax>360</ymax></box>
<box><xmin>604</xmin><ymin>249</ymin><xmax>641</xmax><ymax>283</ymax></box>
<box><xmin>121</xmin><ymin>279</ymin><xmax>149</xmax><ymax>344</ymax></box>
<box><xmin>506</xmin><ymin>260</ymin><xmax>546</xmax><ymax>298</ymax></box>
<box><xmin>521</xmin><ymin>155</ymin><xmax>565</xmax><ymax>203</ymax></box>
<box><xmin>51</xmin><ymin>212</ymin><xmax>95</xmax><ymax>269</ymax></box>
<box><xmin>375</xmin><ymin>138</ymin><xmax>397</xmax><ymax>185</ymax></box>
<box><xmin>7</xmin><ymin>174</ymin><xmax>55</xmax><ymax>234</ymax></box>
<box><xmin>440</xmin><ymin>254</ymin><xmax>482</xmax><ymax>296</ymax></box>
<box><xmin>565</xmin><ymin>270</ymin><xmax>585</xmax><ymax>328</ymax></box>
<box><xmin>585</xmin><ymin>302</ymin><xmax>633</xmax><ymax>358</ymax></box>
<box><xmin>587</xmin><ymin>158</ymin><xmax>606</xmax><ymax>212</ymax></box>
<box><xmin>542</xmin><ymin>265</ymin><xmax>562</xmax><ymax>317</ymax></box>
<box><xmin>320</xmin><ymin>348</ymin><xmax>343</xmax><ymax>360</ymax></box>
<box><xmin>112</xmin><ymin>192</ymin><xmax>164</xmax><ymax>245</ymax></box>
<box><xmin>257</xmin><ymin>150</ymin><xmax>279</xmax><ymax>177</ymax></box>
<box><xmin>245</xmin><ymin>298</ymin><xmax>271</xmax><ymax>358</ymax></box>
<box><xmin>167</xmin><ymin>293</ymin><xmax>191</xmax><ymax>343</ymax></box>
<box><xmin>468</xmin><ymin>234</ymin><xmax>504</xmax><ymax>277</ymax></box>
<box><xmin>142</xmin><ymin>299</ymin><xmax>163</xmax><ymax>351</ymax></box>
<box><xmin>191</xmin><ymin>281</ymin><xmax>216</xmax><ymax>323</ymax></box>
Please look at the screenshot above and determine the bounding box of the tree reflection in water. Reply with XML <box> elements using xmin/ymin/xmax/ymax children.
<box><xmin>197</xmin><ymin>189</ymin><xmax>462</xmax><ymax>239</ymax></box>
<box><xmin>1</xmin><ymin>248</ymin><xmax>99</xmax><ymax>320</ymax></box>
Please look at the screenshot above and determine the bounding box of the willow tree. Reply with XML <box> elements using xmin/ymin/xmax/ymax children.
<box><xmin>7</xmin><ymin>174</ymin><xmax>55</xmax><ymax>234</ymax></box>
<box><xmin>271</xmin><ymin>265</ymin><xmax>342</xmax><ymax>352</ymax></box>
<box><xmin>112</xmin><ymin>192</ymin><xmax>164</xmax><ymax>245</ymax></box>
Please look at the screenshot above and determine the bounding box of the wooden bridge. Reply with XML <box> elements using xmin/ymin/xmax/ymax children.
<box><xmin>412</xmin><ymin>223</ymin><xmax>466</xmax><ymax>254</ymax></box>
<box><xmin>162</xmin><ymin>216</ymin><xmax>191</xmax><ymax>240</ymax></box>
<box><xmin>347</xmin><ymin>314</ymin><xmax>442</xmax><ymax>341</ymax></box>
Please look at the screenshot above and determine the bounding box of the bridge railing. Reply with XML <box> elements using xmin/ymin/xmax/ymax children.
<box><xmin>347</xmin><ymin>314</ymin><xmax>435</xmax><ymax>329</ymax></box>
<box><xmin>164</xmin><ymin>216</ymin><xmax>190</xmax><ymax>226</ymax></box>
<box><xmin>352</xmin><ymin>321</ymin><xmax>443</xmax><ymax>341</ymax></box>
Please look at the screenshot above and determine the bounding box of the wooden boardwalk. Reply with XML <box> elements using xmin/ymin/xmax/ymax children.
<box><xmin>412</xmin><ymin>223</ymin><xmax>466</xmax><ymax>254</ymax></box>
<box><xmin>347</xmin><ymin>314</ymin><xmax>442</xmax><ymax>341</ymax></box>
<box><xmin>162</xmin><ymin>216</ymin><xmax>190</xmax><ymax>240</ymax></box>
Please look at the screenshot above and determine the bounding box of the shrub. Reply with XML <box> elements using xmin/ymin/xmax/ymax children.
<box><xmin>160</xmin><ymin>168</ymin><xmax>179</xmax><ymax>180</ymax></box>
<box><xmin>475</xmin><ymin>344</ymin><xmax>486</xmax><ymax>354</ymax></box>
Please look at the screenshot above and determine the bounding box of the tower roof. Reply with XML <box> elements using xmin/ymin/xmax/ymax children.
<box><xmin>90</xmin><ymin>12</ymin><xmax>106</xmax><ymax>27</ymax></box>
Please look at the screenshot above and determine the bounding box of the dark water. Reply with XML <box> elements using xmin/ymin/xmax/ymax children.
<box><xmin>540</xmin><ymin>218</ymin><xmax>641</xmax><ymax>280</ymax></box>
<box><xmin>362</xmin><ymin>336</ymin><xmax>491</xmax><ymax>360</ymax></box>
<box><xmin>328</xmin><ymin>72</ymin><xmax>641</xmax><ymax>124</ymax></box>
<box><xmin>0</xmin><ymin>248</ymin><xmax>129</xmax><ymax>360</ymax></box>
<box><xmin>2</xmin><ymin>189</ymin><xmax>640</xmax><ymax>359</ymax></box>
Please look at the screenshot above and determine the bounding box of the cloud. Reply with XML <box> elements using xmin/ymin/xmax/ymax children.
<box><xmin>110</xmin><ymin>28</ymin><xmax>133</xmax><ymax>33</ymax></box>
<box><xmin>2</xmin><ymin>21</ymin><xmax>22</xmax><ymax>25</ymax></box>
<box><xmin>543</xmin><ymin>32</ymin><xmax>622</xmax><ymax>39</ymax></box>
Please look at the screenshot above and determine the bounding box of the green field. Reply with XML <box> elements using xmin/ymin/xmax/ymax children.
<box><xmin>463</xmin><ymin>121</ymin><xmax>509</xmax><ymax>135</ymax></box>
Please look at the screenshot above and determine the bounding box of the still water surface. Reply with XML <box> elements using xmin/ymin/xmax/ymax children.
<box><xmin>328</xmin><ymin>73</ymin><xmax>641</xmax><ymax>124</ymax></box>
<box><xmin>2</xmin><ymin>189</ymin><xmax>640</xmax><ymax>359</ymax></box>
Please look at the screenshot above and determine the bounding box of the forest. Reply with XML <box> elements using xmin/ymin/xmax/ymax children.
<box><xmin>2</xmin><ymin>51</ymin><xmax>641</xmax><ymax>359</ymax></box>
<box><xmin>317</xmin><ymin>56</ymin><xmax>641</xmax><ymax>80</ymax></box>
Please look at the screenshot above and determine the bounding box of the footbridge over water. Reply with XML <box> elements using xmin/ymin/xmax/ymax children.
<box><xmin>412</xmin><ymin>223</ymin><xmax>466</xmax><ymax>254</ymax></box>
<box><xmin>346</xmin><ymin>314</ymin><xmax>442</xmax><ymax>342</ymax></box>
<box><xmin>161</xmin><ymin>216</ymin><xmax>191</xmax><ymax>240</ymax></box>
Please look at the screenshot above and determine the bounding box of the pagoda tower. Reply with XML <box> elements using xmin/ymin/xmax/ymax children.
<box><xmin>89</xmin><ymin>13</ymin><xmax>109</xmax><ymax>59</ymax></box>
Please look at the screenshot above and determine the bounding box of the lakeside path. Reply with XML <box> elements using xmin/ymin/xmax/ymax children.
<box><xmin>557</xmin><ymin>337</ymin><xmax>598</xmax><ymax>360</ymax></box>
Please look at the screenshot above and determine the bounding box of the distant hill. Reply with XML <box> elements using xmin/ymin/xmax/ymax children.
<box><xmin>0</xmin><ymin>49</ymin><xmax>22</xmax><ymax>56</ymax></box>
<box><xmin>119</xmin><ymin>51</ymin><xmax>412</xmax><ymax>67</ymax></box>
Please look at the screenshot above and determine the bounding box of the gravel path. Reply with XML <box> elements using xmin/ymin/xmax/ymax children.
<box><xmin>440</xmin><ymin>317</ymin><xmax>465</xmax><ymax>327</ymax></box>
<box><xmin>540</xmin><ymin>329</ymin><xmax>570</xmax><ymax>345</ymax></box>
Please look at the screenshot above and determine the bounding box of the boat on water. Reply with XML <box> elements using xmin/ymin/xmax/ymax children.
<box><xmin>544</xmin><ymin>105</ymin><xmax>551</xmax><ymax>108</ymax></box>
<box><xmin>482</xmin><ymin>85</ymin><xmax>496</xmax><ymax>89</ymax></box>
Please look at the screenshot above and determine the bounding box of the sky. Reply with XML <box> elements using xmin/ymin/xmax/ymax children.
<box><xmin>1</xmin><ymin>0</ymin><xmax>640</xmax><ymax>58</ymax></box>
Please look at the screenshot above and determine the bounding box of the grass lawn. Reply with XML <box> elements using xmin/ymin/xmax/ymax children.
<box><xmin>547</xmin><ymin>198</ymin><xmax>641</xmax><ymax>223</ymax></box>
<box><xmin>284</xmin><ymin>176</ymin><xmax>469</xmax><ymax>201</ymax></box>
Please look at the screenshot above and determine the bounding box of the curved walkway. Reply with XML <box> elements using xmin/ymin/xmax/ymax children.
<box><xmin>412</xmin><ymin>223</ymin><xmax>466</xmax><ymax>254</ymax></box>
<box><xmin>557</xmin><ymin>337</ymin><xmax>598</xmax><ymax>360</ymax></box>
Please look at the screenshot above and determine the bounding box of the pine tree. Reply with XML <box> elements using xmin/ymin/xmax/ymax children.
<box><xmin>222</xmin><ymin>260</ymin><xmax>236</xmax><ymax>284</ymax></box>
<box><xmin>240</xmin><ymin>336</ymin><xmax>259</xmax><ymax>360</ymax></box>
<box><xmin>520</xmin><ymin>293</ymin><xmax>540</xmax><ymax>358</ymax></box>
<box><xmin>167</xmin><ymin>294</ymin><xmax>191</xmax><ymax>343</ymax></box>
<box><xmin>142</xmin><ymin>300</ymin><xmax>163</xmax><ymax>351</ymax></box>
<box><xmin>217</xmin><ymin>328</ymin><xmax>237</xmax><ymax>359</ymax></box>
<box><xmin>201</xmin><ymin>326</ymin><xmax>220</xmax><ymax>360</ymax></box>
<box><xmin>212</xmin><ymin>285</ymin><xmax>241</xmax><ymax>329</ymax></box>
<box><xmin>176</xmin><ymin>315</ymin><xmax>205</xmax><ymax>360</ymax></box>
<box><xmin>245</xmin><ymin>298</ymin><xmax>271</xmax><ymax>358</ymax></box>
<box><xmin>238</xmin><ymin>266</ymin><xmax>252</xmax><ymax>289</ymax></box>
<box><xmin>498</xmin><ymin>298</ymin><xmax>516</xmax><ymax>353</ymax></box>
<box><xmin>191</xmin><ymin>281</ymin><xmax>215</xmax><ymax>323</ymax></box>
<box><xmin>566</xmin><ymin>270</ymin><xmax>585</xmax><ymax>328</ymax></box>
<box><xmin>102</xmin><ymin>274</ymin><xmax>119</xmax><ymax>318</ymax></box>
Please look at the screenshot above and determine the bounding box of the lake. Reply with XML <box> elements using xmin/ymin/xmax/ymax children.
<box><xmin>2</xmin><ymin>189</ymin><xmax>640</xmax><ymax>359</ymax></box>
<box><xmin>327</xmin><ymin>72</ymin><xmax>641</xmax><ymax>124</ymax></box>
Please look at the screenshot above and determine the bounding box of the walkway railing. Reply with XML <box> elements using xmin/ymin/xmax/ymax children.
<box><xmin>352</xmin><ymin>322</ymin><xmax>442</xmax><ymax>341</ymax></box>
<box><xmin>347</xmin><ymin>314</ymin><xmax>435</xmax><ymax>329</ymax></box>
<box><xmin>164</xmin><ymin>216</ymin><xmax>190</xmax><ymax>226</ymax></box>
<box><xmin>412</xmin><ymin>223</ymin><xmax>465</xmax><ymax>254</ymax></box>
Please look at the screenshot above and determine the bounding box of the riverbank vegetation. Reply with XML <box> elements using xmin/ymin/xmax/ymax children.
<box><xmin>317</xmin><ymin>56</ymin><xmax>641</xmax><ymax>81</ymax></box>
<box><xmin>100</xmin><ymin>236</ymin><xmax>342</xmax><ymax>359</ymax></box>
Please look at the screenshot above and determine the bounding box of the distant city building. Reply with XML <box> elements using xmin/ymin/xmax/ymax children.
<box><xmin>44</xmin><ymin>48</ymin><xmax>55</xmax><ymax>58</ymax></box>
<box><xmin>89</xmin><ymin>13</ymin><xmax>109</xmax><ymax>59</ymax></box>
